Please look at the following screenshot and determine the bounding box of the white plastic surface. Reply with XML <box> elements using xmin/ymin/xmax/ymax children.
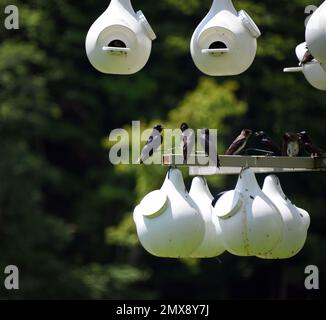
<box><xmin>136</xmin><ymin>10</ymin><xmax>157</xmax><ymax>40</ymax></box>
<box><xmin>238</xmin><ymin>10</ymin><xmax>261</xmax><ymax>38</ymax></box>
<box><xmin>306</xmin><ymin>1</ymin><xmax>326</xmax><ymax>68</ymax></box>
<box><xmin>85</xmin><ymin>0</ymin><xmax>155</xmax><ymax>75</ymax></box>
<box><xmin>190</xmin><ymin>0</ymin><xmax>260</xmax><ymax>76</ymax></box>
<box><xmin>302</xmin><ymin>62</ymin><xmax>326</xmax><ymax>91</ymax></box>
<box><xmin>295</xmin><ymin>42</ymin><xmax>308</xmax><ymax>62</ymax></box>
<box><xmin>214</xmin><ymin>191</ymin><xmax>243</xmax><ymax>219</ymax></box>
<box><xmin>188</xmin><ymin>177</ymin><xmax>225</xmax><ymax>258</ymax></box>
<box><xmin>258</xmin><ymin>175</ymin><xmax>310</xmax><ymax>259</ymax></box>
<box><xmin>213</xmin><ymin>168</ymin><xmax>283</xmax><ymax>257</ymax></box>
<box><xmin>284</xmin><ymin>42</ymin><xmax>326</xmax><ymax>91</ymax></box>
<box><xmin>133</xmin><ymin>169</ymin><xmax>205</xmax><ymax>258</ymax></box>
<box><xmin>140</xmin><ymin>190</ymin><xmax>168</xmax><ymax>219</ymax></box>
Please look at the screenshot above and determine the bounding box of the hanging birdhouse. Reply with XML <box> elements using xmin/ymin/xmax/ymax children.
<box><xmin>85</xmin><ymin>0</ymin><xmax>156</xmax><ymax>75</ymax></box>
<box><xmin>133</xmin><ymin>169</ymin><xmax>205</xmax><ymax>258</ymax></box>
<box><xmin>258</xmin><ymin>175</ymin><xmax>310</xmax><ymax>259</ymax></box>
<box><xmin>188</xmin><ymin>177</ymin><xmax>225</xmax><ymax>258</ymax></box>
<box><xmin>284</xmin><ymin>42</ymin><xmax>326</xmax><ymax>91</ymax></box>
<box><xmin>213</xmin><ymin>168</ymin><xmax>283</xmax><ymax>257</ymax></box>
<box><xmin>306</xmin><ymin>0</ymin><xmax>326</xmax><ymax>72</ymax></box>
<box><xmin>190</xmin><ymin>0</ymin><xmax>261</xmax><ymax>76</ymax></box>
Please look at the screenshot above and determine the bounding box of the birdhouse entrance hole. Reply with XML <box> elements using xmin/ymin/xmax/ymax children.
<box><xmin>209</xmin><ymin>41</ymin><xmax>227</xmax><ymax>49</ymax></box>
<box><xmin>202</xmin><ymin>41</ymin><xmax>230</xmax><ymax>55</ymax></box>
<box><xmin>108</xmin><ymin>39</ymin><xmax>127</xmax><ymax>48</ymax></box>
<box><xmin>102</xmin><ymin>39</ymin><xmax>130</xmax><ymax>56</ymax></box>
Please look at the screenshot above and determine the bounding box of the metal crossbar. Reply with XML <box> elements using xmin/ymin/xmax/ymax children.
<box><xmin>162</xmin><ymin>154</ymin><xmax>326</xmax><ymax>175</ymax></box>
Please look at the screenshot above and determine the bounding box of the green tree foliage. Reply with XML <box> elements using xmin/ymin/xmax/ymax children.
<box><xmin>0</xmin><ymin>0</ymin><xmax>325</xmax><ymax>299</ymax></box>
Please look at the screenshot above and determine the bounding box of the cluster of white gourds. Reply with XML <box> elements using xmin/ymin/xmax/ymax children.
<box><xmin>133</xmin><ymin>168</ymin><xmax>310</xmax><ymax>259</ymax></box>
<box><xmin>86</xmin><ymin>0</ymin><xmax>326</xmax><ymax>90</ymax></box>
<box><xmin>86</xmin><ymin>0</ymin><xmax>261</xmax><ymax>75</ymax></box>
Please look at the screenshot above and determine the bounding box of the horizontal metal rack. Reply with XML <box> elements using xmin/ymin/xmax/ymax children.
<box><xmin>162</xmin><ymin>154</ymin><xmax>326</xmax><ymax>175</ymax></box>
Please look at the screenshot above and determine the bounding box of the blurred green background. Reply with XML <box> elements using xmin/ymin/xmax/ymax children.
<box><xmin>0</xmin><ymin>0</ymin><xmax>325</xmax><ymax>299</ymax></box>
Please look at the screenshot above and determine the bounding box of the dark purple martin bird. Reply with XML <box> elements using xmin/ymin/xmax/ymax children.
<box><xmin>199</xmin><ymin>128</ymin><xmax>220</xmax><ymax>167</ymax></box>
<box><xmin>255</xmin><ymin>131</ymin><xmax>282</xmax><ymax>156</ymax></box>
<box><xmin>180</xmin><ymin>123</ymin><xmax>195</xmax><ymax>164</ymax></box>
<box><xmin>225</xmin><ymin>129</ymin><xmax>253</xmax><ymax>155</ymax></box>
<box><xmin>282</xmin><ymin>132</ymin><xmax>300</xmax><ymax>157</ymax></box>
<box><xmin>137</xmin><ymin>124</ymin><xmax>163</xmax><ymax>164</ymax></box>
<box><xmin>297</xmin><ymin>131</ymin><xmax>323</xmax><ymax>157</ymax></box>
<box><xmin>299</xmin><ymin>46</ymin><xmax>314</xmax><ymax>66</ymax></box>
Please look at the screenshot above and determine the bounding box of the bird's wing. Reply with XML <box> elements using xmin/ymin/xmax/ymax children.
<box><xmin>181</xmin><ymin>134</ymin><xmax>188</xmax><ymax>160</ymax></box>
<box><xmin>225</xmin><ymin>135</ymin><xmax>245</xmax><ymax>155</ymax></box>
<box><xmin>305</xmin><ymin>143</ymin><xmax>323</xmax><ymax>155</ymax></box>
<box><xmin>300</xmin><ymin>51</ymin><xmax>314</xmax><ymax>65</ymax></box>
<box><xmin>262</xmin><ymin>138</ymin><xmax>282</xmax><ymax>155</ymax></box>
<box><xmin>140</xmin><ymin>134</ymin><xmax>162</xmax><ymax>163</ymax></box>
<box><xmin>182</xmin><ymin>132</ymin><xmax>195</xmax><ymax>157</ymax></box>
<box><xmin>198</xmin><ymin>133</ymin><xmax>206</xmax><ymax>152</ymax></box>
<box><xmin>145</xmin><ymin>134</ymin><xmax>154</xmax><ymax>146</ymax></box>
<box><xmin>281</xmin><ymin>141</ymin><xmax>287</xmax><ymax>156</ymax></box>
<box><xmin>199</xmin><ymin>134</ymin><xmax>219</xmax><ymax>166</ymax></box>
<box><xmin>188</xmin><ymin>132</ymin><xmax>195</xmax><ymax>153</ymax></box>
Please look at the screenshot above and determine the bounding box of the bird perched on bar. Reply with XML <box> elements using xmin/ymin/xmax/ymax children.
<box><xmin>199</xmin><ymin>128</ymin><xmax>220</xmax><ymax>167</ymax></box>
<box><xmin>297</xmin><ymin>131</ymin><xmax>323</xmax><ymax>157</ymax></box>
<box><xmin>225</xmin><ymin>129</ymin><xmax>253</xmax><ymax>155</ymax></box>
<box><xmin>180</xmin><ymin>123</ymin><xmax>195</xmax><ymax>164</ymax></box>
<box><xmin>137</xmin><ymin>124</ymin><xmax>163</xmax><ymax>164</ymax></box>
<box><xmin>255</xmin><ymin>131</ymin><xmax>282</xmax><ymax>156</ymax></box>
<box><xmin>282</xmin><ymin>132</ymin><xmax>300</xmax><ymax>157</ymax></box>
<box><xmin>299</xmin><ymin>46</ymin><xmax>314</xmax><ymax>66</ymax></box>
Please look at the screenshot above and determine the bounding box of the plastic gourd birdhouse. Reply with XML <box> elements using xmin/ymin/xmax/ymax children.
<box><xmin>190</xmin><ymin>0</ymin><xmax>261</xmax><ymax>76</ymax></box>
<box><xmin>297</xmin><ymin>42</ymin><xmax>326</xmax><ymax>90</ymax></box>
<box><xmin>259</xmin><ymin>175</ymin><xmax>310</xmax><ymax>259</ymax></box>
<box><xmin>85</xmin><ymin>0</ymin><xmax>156</xmax><ymax>75</ymax></box>
<box><xmin>284</xmin><ymin>42</ymin><xmax>326</xmax><ymax>91</ymax></box>
<box><xmin>133</xmin><ymin>169</ymin><xmax>205</xmax><ymax>258</ymax></box>
<box><xmin>306</xmin><ymin>1</ymin><xmax>326</xmax><ymax>72</ymax></box>
<box><xmin>188</xmin><ymin>177</ymin><xmax>225</xmax><ymax>258</ymax></box>
<box><xmin>213</xmin><ymin>168</ymin><xmax>283</xmax><ymax>257</ymax></box>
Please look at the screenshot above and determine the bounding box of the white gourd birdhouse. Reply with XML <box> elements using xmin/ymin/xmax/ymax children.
<box><xmin>188</xmin><ymin>177</ymin><xmax>225</xmax><ymax>258</ymax></box>
<box><xmin>306</xmin><ymin>0</ymin><xmax>326</xmax><ymax>72</ymax></box>
<box><xmin>190</xmin><ymin>0</ymin><xmax>261</xmax><ymax>76</ymax></box>
<box><xmin>213</xmin><ymin>168</ymin><xmax>283</xmax><ymax>257</ymax></box>
<box><xmin>296</xmin><ymin>42</ymin><xmax>326</xmax><ymax>91</ymax></box>
<box><xmin>258</xmin><ymin>175</ymin><xmax>310</xmax><ymax>259</ymax></box>
<box><xmin>133</xmin><ymin>169</ymin><xmax>205</xmax><ymax>258</ymax></box>
<box><xmin>85</xmin><ymin>0</ymin><xmax>156</xmax><ymax>75</ymax></box>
